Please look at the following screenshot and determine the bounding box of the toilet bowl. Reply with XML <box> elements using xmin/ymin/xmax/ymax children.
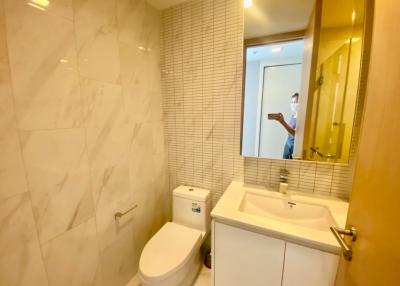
<box><xmin>138</xmin><ymin>186</ymin><xmax>211</xmax><ymax>286</ymax></box>
<box><xmin>138</xmin><ymin>222</ymin><xmax>204</xmax><ymax>286</ymax></box>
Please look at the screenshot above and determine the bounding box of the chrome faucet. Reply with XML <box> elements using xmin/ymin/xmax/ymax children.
<box><xmin>279</xmin><ymin>168</ymin><xmax>289</xmax><ymax>183</ymax></box>
<box><xmin>279</xmin><ymin>169</ymin><xmax>289</xmax><ymax>194</ymax></box>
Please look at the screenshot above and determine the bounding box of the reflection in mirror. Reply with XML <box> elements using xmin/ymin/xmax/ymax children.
<box><xmin>241</xmin><ymin>0</ymin><xmax>368</xmax><ymax>163</ymax></box>
<box><xmin>243</xmin><ymin>40</ymin><xmax>304</xmax><ymax>159</ymax></box>
<box><xmin>305</xmin><ymin>0</ymin><xmax>365</xmax><ymax>163</ymax></box>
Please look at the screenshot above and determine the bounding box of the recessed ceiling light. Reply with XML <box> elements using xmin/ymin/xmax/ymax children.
<box><xmin>244</xmin><ymin>0</ymin><xmax>253</xmax><ymax>8</ymax></box>
<box><xmin>271</xmin><ymin>47</ymin><xmax>283</xmax><ymax>53</ymax></box>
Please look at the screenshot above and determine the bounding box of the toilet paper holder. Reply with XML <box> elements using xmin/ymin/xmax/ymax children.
<box><xmin>114</xmin><ymin>204</ymin><xmax>138</xmax><ymax>220</ymax></box>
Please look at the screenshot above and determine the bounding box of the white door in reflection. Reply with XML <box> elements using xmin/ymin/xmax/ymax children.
<box><xmin>258</xmin><ymin>64</ymin><xmax>302</xmax><ymax>158</ymax></box>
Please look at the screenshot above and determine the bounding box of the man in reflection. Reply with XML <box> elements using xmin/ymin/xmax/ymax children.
<box><xmin>268</xmin><ymin>93</ymin><xmax>299</xmax><ymax>159</ymax></box>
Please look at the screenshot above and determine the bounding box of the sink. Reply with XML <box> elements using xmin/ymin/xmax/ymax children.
<box><xmin>212</xmin><ymin>181</ymin><xmax>349</xmax><ymax>253</ymax></box>
<box><xmin>238</xmin><ymin>191</ymin><xmax>336</xmax><ymax>231</ymax></box>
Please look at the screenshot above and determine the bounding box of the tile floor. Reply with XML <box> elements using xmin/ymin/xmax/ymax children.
<box><xmin>193</xmin><ymin>266</ymin><xmax>211</xmax><ymax>286</ymax></box>
<box><xmin>126</xmin><ymin>266</ymin><xmax>211</xmax><ymax>286</ymax></box>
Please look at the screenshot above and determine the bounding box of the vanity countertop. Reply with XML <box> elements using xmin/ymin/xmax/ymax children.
<box><xmin>211</xmin><ymin>181</ymin><xmax>349</xmax><ymax>254</ymax></box>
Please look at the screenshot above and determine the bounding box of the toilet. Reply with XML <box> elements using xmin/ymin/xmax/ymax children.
<box><xmin>138</xmin><ymin>186</ymin><xmax>211</xmax><ymax>286</ymax></box>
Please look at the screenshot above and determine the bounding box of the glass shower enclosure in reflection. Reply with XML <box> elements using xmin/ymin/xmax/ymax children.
<box><xmin>306</xmin><ymin>0</ymin><xmax>365</xmax><ymax>163</ymax></box>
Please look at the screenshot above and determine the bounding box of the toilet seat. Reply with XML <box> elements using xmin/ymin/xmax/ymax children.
<box><xmin>139</xmin><ymin>222</ymin><xmax>203</xmax><ymax>283</ymax></box>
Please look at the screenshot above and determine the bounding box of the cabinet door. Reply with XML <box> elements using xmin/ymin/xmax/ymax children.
<box><xmin>213</xmin><ymin>222</ymin><xmax>285</xmax><ymax>286</ymax></box>
<box><xmin>282</xmin><ymin>242</ymin><xmax>339</xmax><ymax>286</ymax></box>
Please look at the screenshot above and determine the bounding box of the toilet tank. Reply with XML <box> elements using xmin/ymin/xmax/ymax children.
<box><xmin>173</xmin><ymin>186</ymin><xmax>211</xmax><ymax>233</ymax></box>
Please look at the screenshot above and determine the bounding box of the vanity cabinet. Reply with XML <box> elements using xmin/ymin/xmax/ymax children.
<box><xmin>213</xmin><ymin>222</ymin><xmax>285</xmax><ymax>286</ymax></box>
<box><xmin>212</xmin><ymin>221</ymin><xmax>339</xmax><ymax>286</ymax></box>
<box><xmin>282</xmin><ymin>242</ymin><xmax>339</xmax><ymax>286</ymax></box>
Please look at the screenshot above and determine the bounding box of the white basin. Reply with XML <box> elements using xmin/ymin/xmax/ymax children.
<box><xmin>238</xmin><ymin>191</ymin><xmax>336</xmax><ymax>231</ymax></box>
<box><xmin>211</xmin><ymin>181</ymin><xmax>349</xmax><ymax>253</ymax></box>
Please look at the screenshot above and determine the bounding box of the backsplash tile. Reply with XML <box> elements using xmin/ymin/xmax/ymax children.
<box><xmin>241</xmin><ymin>158</ymin><xmax>352</xmax><ymax>198</ymax></box>
<box><xmin>161</xmin><ymin>0</ymin><xmax>353</xmax><ymax>205</ymax></box>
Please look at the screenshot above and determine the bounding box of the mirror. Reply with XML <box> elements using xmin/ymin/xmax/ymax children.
<box><xmin>241</xmin><ymin>0</ymin><xmax>368</xmax><ymax>163</ymax></box>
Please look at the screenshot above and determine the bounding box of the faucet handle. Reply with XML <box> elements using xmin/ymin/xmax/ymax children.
<box><xmin>279</xmin><ymin>168</ymin><xmax>289</xmax><ymax>183</ymax></box>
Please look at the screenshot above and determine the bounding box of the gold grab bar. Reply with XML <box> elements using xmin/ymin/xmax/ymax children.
<box><xmin>114</xmin><ymin>204</ymin><xmax>138</xmax><ymax>220</ymax></box>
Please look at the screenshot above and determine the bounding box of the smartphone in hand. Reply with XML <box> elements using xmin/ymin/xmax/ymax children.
<box><xmin>268</xmin><ymin>113</ymin><xmax>279</xmax><ymax>120</ymax></box>
<box><xmin>268</xmin><ymin>113</ymin><xmax>284</xmax><ymax>122</ymax></box>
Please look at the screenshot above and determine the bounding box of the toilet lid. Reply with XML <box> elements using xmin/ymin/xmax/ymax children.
<box><xmin>139</xmin><ymin>222</ymin><xmax>203</xmax><ymax>282</ymax></box>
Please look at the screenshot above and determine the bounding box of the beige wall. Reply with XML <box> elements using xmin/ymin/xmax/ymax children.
<box><xmin>0</xmin><ymin>0</ymin><xmax>169</xmax><ymax>286</ymax></box>
<box><xmin>161</xmin><ymin>0</ymin><xmax>354</xmax><ymax>204</ymax></box>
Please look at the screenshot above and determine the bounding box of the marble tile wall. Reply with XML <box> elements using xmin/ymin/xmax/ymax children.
<box><xmin>161</xmin><ymin>0</ymin><xmax>354</xmax><ymax>206</ymax></box>
<box><xmin>0</xmin><ymin>0</ymin><xmax>169</xmax><ymax>285</ymax></box>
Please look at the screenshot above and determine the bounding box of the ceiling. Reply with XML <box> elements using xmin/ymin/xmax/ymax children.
<box><xmin>322</xmin><ymin>0</ymin><xmax>364</xmax><ymax>28</ymax></box>
<box><xmin>147</xmin><ymin>0</ymin><xmax>190</xmax><ymax>10</ymax></box>
<box><xmin>245</xmin><ymin>0</ymin><xmax>315</xmax><ymax>39</ymax></box>
<box><xmin>148</xmin><ymin>0</ymin><xmax>316</xmax><ymax>40</ymax></box>
<box><xmin>246</xmin><ymin>39</ymin><xmax>304</xmax><ymax>62</ymax></box>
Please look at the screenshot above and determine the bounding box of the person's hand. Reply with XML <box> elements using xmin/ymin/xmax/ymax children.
<box><xmin>268</xmin><ymin>113</ymin><xmax>284</xmax><ymax>123</ymax></box>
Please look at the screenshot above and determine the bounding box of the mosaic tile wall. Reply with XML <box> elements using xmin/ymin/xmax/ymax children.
<box><xmin>161</xmin><ymin>0</ymin><xmax>354</xmax><ymax>205</ymax></box>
